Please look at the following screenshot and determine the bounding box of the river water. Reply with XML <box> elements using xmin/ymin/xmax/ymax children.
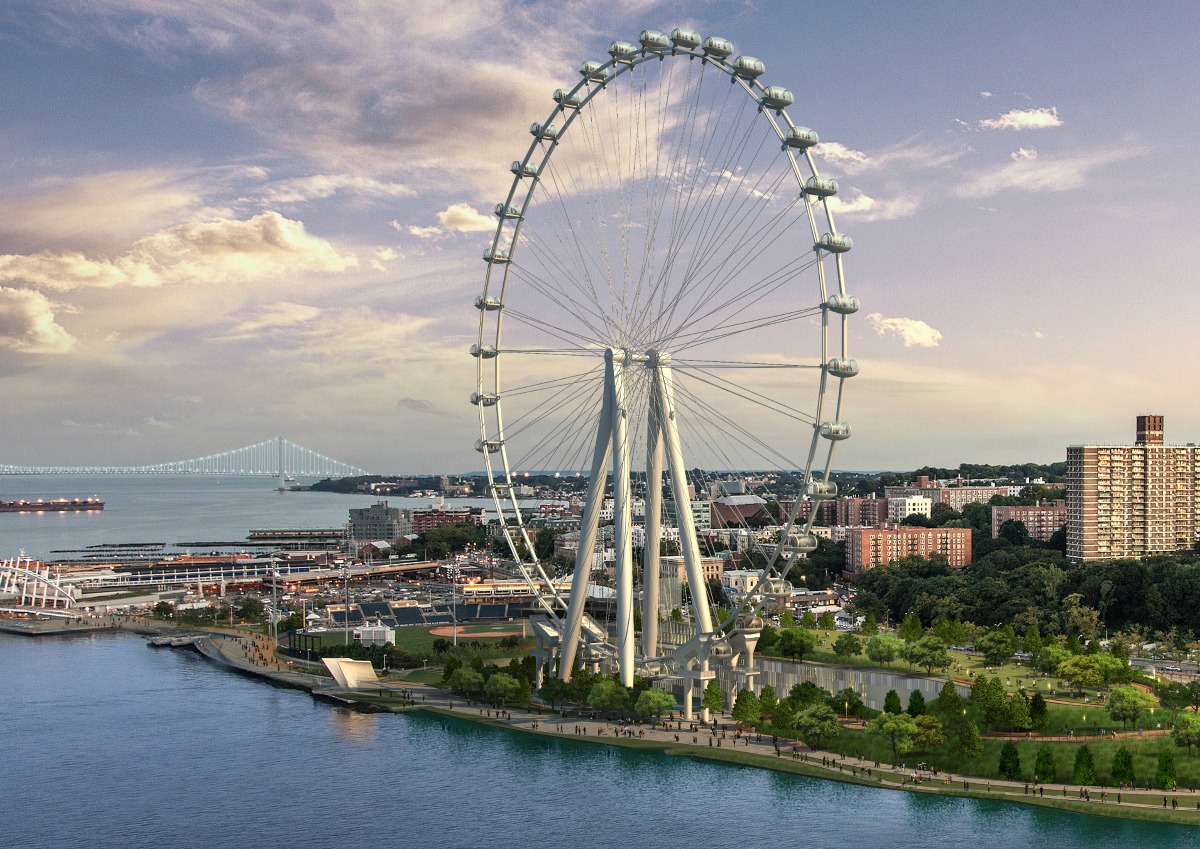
<box><xmin>1</xmin><ymin>631</ymin><xmax>1194</xmax><ymax>848</ymax></box>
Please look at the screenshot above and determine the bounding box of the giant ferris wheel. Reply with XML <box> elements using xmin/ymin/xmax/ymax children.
<box><xmin>471</xmin><ymin>28</ymin><xmax>859</xmax><ymax>714</ymax></box>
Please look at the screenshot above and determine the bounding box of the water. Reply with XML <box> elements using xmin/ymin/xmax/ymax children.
<box><xmin>0</xmin><ymin>631</ymin><xmax>1193</xmax><ymax>848</ymax></box>
<box><xmin>0</xmin><ymin>475</ymin><xmax>507</xmax><ymax>560</ymax></box>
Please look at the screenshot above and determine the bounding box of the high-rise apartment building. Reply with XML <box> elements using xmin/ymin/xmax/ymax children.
<box><xmin>1066</xmin><ymin>416</ymin><xmax>1200</xmax><ymax>561</ymax></box>
<box><xmin>991</xmin><ymin>503</ymin><xmax>1067</xmax><ymax>542</ymax></box>
<box><xmin>843</xmin><ymin>525</ymin><xmax>973</xmax><ymax>576</ymax></box>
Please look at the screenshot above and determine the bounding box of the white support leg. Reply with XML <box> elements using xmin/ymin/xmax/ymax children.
<box><xmin>611</xmin><ymin>349</ymin><xmax>635</xmax><ymax>688</ymax></box>
<box><xmin>558</xmin><ymin>354</ymin><xmax>615</xmax><ymax>681</ymax></box>
<box><xmin>642</xmin><ymin>391</ymin><xmax>662</xmax><ymax>660</ymax></box>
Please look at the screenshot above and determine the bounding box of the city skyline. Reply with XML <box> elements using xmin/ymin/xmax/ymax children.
<box><xmin>2</xmin><ymin>2</ymin><xmax>1198</xmax><ymax>473</ymax></box>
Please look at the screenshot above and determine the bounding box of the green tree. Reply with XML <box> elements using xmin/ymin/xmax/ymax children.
<box><xmin>1159</xmin><ymin>681</ymin><xmax>1191</xmax><ymax>724</ymax></box>
<box><xmin>934</xmin><ymin>679</ymin><xmax>962</xmax><ymax>716</ymax></box>
<box><xmin>817</xmin><ymin>611</ymin><xmax>836</xmax><ymax>631</ymax></box>
<box><xmin>1034</xmin><ymin>743</ymin><xmax>1057</xmax><ymax>783</ymax></box>
<box><xmin>799</xmin><ymin>610</ymin><xmax>817</xmax><ymax>629</ymax></box>
<box><xmin>634</xmin><ymin>688</ymin><xmax>676</xmax><ymax>721</ymax></box>
<box><xmin>702</xmin><ymin>679</ymin><xmax>725</xmax><ymax>714</ymax></box>
<box><xmin>1035</xmin><ymin>644</ymin><xmax>1070</xmax><ymax>675</ymax></box>
<box><xmin>236</xmin><ymin>597</ymin><xmax>265</xmax><ymax>622</ymax></box>
<box><xmin>1171</xmin><ymin>711</ymin><xmax>1200</xmax><ymax>756</ymax></box>
<box><xmin>861</xmin><ymin>611</ymin><xmax>879</xmax><ymax>635</ymax></box>
<box><xmin>912</xmin><ymin>714</ymin><xmax>946</xmax><ymax>751</ymax></box>
<box><xmin>777</xmin><ymin>627</ymin><xmax>818</xmax><ymax>662</ymax></box>
<box><xmin>906</xmin><ymin>690</ymin><xmax>927</xmax><ymax>718</ymax></box>
<box><xmin>868</xmin><ymin>712</ymin><xmax>918</xmax><ymax>762</ymax></box>
<box><xmin>1023</xmin><ymin>623</ymin><xmax>1043</xmax><ymax>655</ymax></box>
<box><xmin>1073</xmin><ymin>744</ymin><xmax>1097</xmax><ymax>785</ymax></box>
<box><xmin>833</xmin><ymin>633</ymin><xmax>862</xmax><ymax>660</ymax></box>
<box><xmin>789</xmin><ymin>681</ymin><xmax>827</xmax><ymax>709</ymax></box>
<box><xmin>1029</xmin><ymin>692</ymin><xmax>1049</xmax><ymax>731</ymax></box>
<box><xmin>1155</xmin><ymin>750</ymin><xmax>1177</xmax><ymax>790</ymax></box>
<box><xmin>865</xmin><ymin>634</ymin><xmax>903</xmax><ymax>666</ymax></box>
<box><xmin>538</xmin><ymin>676</ymin><xmax>570</xmax><ymax>708</ymax></box>
<box><xmin>485</xmin><ymin>672</ymin><xmax>523</xmax><ymax>707</ymax></box>
<box><xmin>758</xmin><ymin>685</ymin><xmax>778</xmax><ymax>721</ymax></box>
<box><xmin>772</xmin><ymin>700</ymin><xmax>795</xmax><ymax>733</ymax></box>
<box><xmin>1095</xmin><ymin>652</ymin><xmax>1131</xmax><ymax>686</ymax></box>
<box><xmin>998</xmin><ymin>741</ymin><xmax>1022</xmax><ymax>780</ymax></box>
<box><xmin>1106</xmin><ymin>685</ymin><xmax>1156</xmax><ymax>730</ymax></box>
<box><xmin>1057</xmin><ymin>655</ymin><xmax>1103</xmax><ymax>696</ymax></box>
<box><xmin>977</xmin><ymin>629</ymin><xmax>1018</xmax><ymax>666</ymax></box>
<box><xmin>958</xmin><ymin>720</ymin><xmax>985</xmax><ymax>758</ymax></box>
<box><xmin>1110</xmin><ymin>746</ymin><xmax>1136</xmax><ymax>787</ymax></box>
<box><xmin>828</xmin><ymin>687</ymin><xmax>865</xmax><ymax>719</ymax></box>
<box><xmin>898</xmin><ymin>612</ymin><xmax>924</xmax><ymax>642</ymax></box>
<box><xmin>153</xmin><ymin>600</ymin><xmax>174</xmax><ymax>617</ymax></box>
<box><xmin>883</xmin><ymin>689</ymin><xmax>903</xmax><ymax>715</ymax></box>
<box><xmin>778</xmin><ymin>610</ymin><xmax>796</xmax><ymax>629</ymax></box>
<box><xmin>731</xmin><ymin>688</ymin><xmax>761</xmax><ymax>726</ymax></box>
<box><xmin>447</xmin><ymin>667</ymin><xmax>484</xmax><ymax>699</ymax></box>
<box><xmin>794</xmin><ymin>703</ymin><xmax>842</xmax><ymax>749</ymax></box>
<box><xmin>588</xmin><ymin>678</ymin><xmax>630</xmax><ymax>718</ymax></box>
<box><xmin>1006</xmin><ymin>691</ymin><xmax>1032</xmax><ymax>732</ymax></box>
<box><xmin>902</xmin><ymin>636</ymin><xmax>952</xmax><ymax>675</ymax></box>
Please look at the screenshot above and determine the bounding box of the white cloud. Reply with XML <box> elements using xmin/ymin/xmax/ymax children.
<box><xmin>1010</xmin><ymin>147</ymin><xmax>1038</xmax><ymax>161</ymax></box>
<box><xmin>0</xmin><ymin>287</ymin><xmax>77</xmax><ymax>354</ymax></box>
<box><xmin>437</xmin><ymin>203</ymin><xmax>496</xmax><ymax>233</ymax></box>
<box><xmin>216</xmin><ymin>301</ymin><xmax>322</xmax><ymax>341</ymax></box>
<box><xmin>979</xmin><ymin>107</ymin><xmax>1063</xmax><ymax>131</ymax></box>
<box><xmin>260</xmin><ymin>174</ymin><xmax>415</xmax><ymax>205</ymax></box>
<box><xmin>867</xmin><ymin>312</ymin><xmax>943</xmax><ymax>348</ymax></box>
<box><xmin>814</xmin><ymin>142</ymin><xmax>870</xmax><ymax>170</ymax></box>
<box><xmin>827</xmin><ymin>191</ymin><xmax>919</xmax><ymax>222</ymax></box>
<box><xmin>980</xmin><ymin>91</ymin><xmax>993</xmax><ymax>98</ymax></box>
<box><xmin>953</xmin><ymin>149</ymin><xmax>1133</xmax><ymax>198</ymax></box>
<box><xmin>407</xmin><ymin>224</ymin><xmax>443</xmax><ymax>239</ymax></box>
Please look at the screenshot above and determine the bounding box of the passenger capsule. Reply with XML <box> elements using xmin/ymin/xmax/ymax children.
<box><xmin>764</xmin><ymin>577</ymin><xmax>794</xmax><ymax>594</ymax></box>
<box><xmin>783</xmin><ymin>126</ymin><xmax>819</xmax><ymax>149</ymax></box>
<box><xmin>529</xmin><ymin>122</ymin><xmax>559</xmax><ymax>140</ymax></box>
<box><xmin>759</xmin><ymin>86</ymin><xmax>793</xmax><ymax>111</ymax></box>
<box><xmin>579</xmin><ymin>60</ymin><xmax>608</xmax><ymax>82</ymax></box>
<box><xmin>670</xmin><ymin>28</ymin><xmax>702</xmax><ymax>49</ymax></box>
<box><xmin>470</xmin><ymin>344</ymin><xmax>499</xmax><ymax>359</ymax></box>
<box><xmin>470</xmin><ymin>392</ymin><xmax>499</xmax><ymax>407</ymax></box>
<box><xmin>731</xmin><ymin>56</ymin><xmax>765</xmax><ymax>79</ymax></box>
<box><xmin>808</xmin><ymin>481</ymin><xmax>838</xmax><ymax>500</ymax></box>
<box><xmin>820</xmin><ymin>421</ymin><xmax>852</xmax><ymax>441</ymax></box>
<box><xmin>804</xmin><ymin>176</ymin><xmax>838</xmax><ymax>197</ymax></box>
<box><xmin>702</xmin><ymin>37</ymin><xmax>733</xmax><ymax>58</ymax></box>
<box><xmin>483</xmin><ymin>247</ymin><xmax>510</xmax><ymax>263</ymax></box>
<box><xmin>510</xmin><ymin>160</ymin><xmax>538</xmax><ymax>178</ymax></box>
<box><xmin>475</xmin><ymin>438</ymin><xmax>503</xmax><ymax>454</ymax></box>
<box><xmin>495</xmin><ymin>203</ymin><xmax>523</xmax><ymax>219</ymax></box>
<box><xmin>783</xmin><ymin>533</ymin><xmax>819</xmax><ymax>554</ymax></box>
<box><xmin>474</xmin><ymin>295</ymin><xmax>502</xmax><ymax>311</ymax></box>
<box><xmin>608</xmin><ymin>40</ymin><xmax>639</xmax><ymax>60</ymax></box>
<box><xmin>826</xmin><ymin>357</ymin><xmax>860</xmax><ymax>378</ymax></box>
<box><xmin>826</xmin><ymin>294</ymin><xmax>859</xmax><ymax>315</ymax></box>
<box><xmin>815</xmin><ymin>233</ymin><xmax>852</xmax><ymax>253</ymax></box>
<box><xmin>553</xmin><ymin>88</ymin><xmax>582</xmax><ymax>109</ymax></box>
<box><xmin>638</xmin><ymin>30</ymin><xmax>670</xmax><ymax>51</ymax></box>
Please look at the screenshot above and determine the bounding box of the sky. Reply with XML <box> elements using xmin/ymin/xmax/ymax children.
<box><xmin>1</xmin><ymin>0</ymin><xmax>1199</xmax><ymax>474</ymax></box>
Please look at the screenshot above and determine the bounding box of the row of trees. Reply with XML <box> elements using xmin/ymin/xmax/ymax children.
<box><xmin>998</xmin><ymin>741</ymin><xmax>1180</xmax><ymax>789</ymax></box>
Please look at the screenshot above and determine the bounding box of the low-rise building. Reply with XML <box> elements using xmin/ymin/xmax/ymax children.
<box><xmin>991</xmin><ymin>503</ymin><xmax>1067</xmax><ymax>541</ymax></box>
<box><xmin>844</xmin><ymin>524</ymin><xmax>972</xmax><ymax>576</ymax></box>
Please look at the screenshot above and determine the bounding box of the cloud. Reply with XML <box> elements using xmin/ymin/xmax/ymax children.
<box><xmin>407</xmin><ymin>224</ymin><xmax>443</xmax><ymax>239</ymax></box>
<box><xmin>814</xmin><ymin>140</ymin><xmax>963</xmax><ymax>176</ymax></box>
<box><xmin>0</xmin><ymin>212</ymin><xmax>357</xmax><ymax>292</ymax></box>
<box><xmin>0</xmin><ymin>287</ymin><xmax>77</xmax><ymax>354</ymax></box>
<box><xmin>216</xmin><ymin>301</ymin><xmax>322</xmax><ymax>341</ymax></box>
<box><xmin>814</xmin><ymin>142</ymin><xmax>870</xmax><ymax>170</ymax></box>
<box><xmin>827</xmin><ymin>191</ymin><xmax>919</xmax><ymax>222</ymax></box>
<box><xmin>397</xmin><ymin>396</ymin><xmax>440</xmax><ymax>414</ymax></box>
<box><xmin>953</xmin><ymin>149</ymin><xmax>1134</xmax><ymax>198</ymax></box>
<box><xmin>867</xmin><ymin>312</ymin><xmax>943</xmax><ymax>348</ymax></box>
<box><xmin>437</xmin><ymin>203</ymin><xmax>496</xmax><ymax>233</ymax></box>
<box><xmin>980</xmin><ymin>91</ymin><xmax>992</xmax><ymax>98</ymax></box>
<box><xmin>260</xmin><ymin>174</ymin><xmax>415</xmax><ymax>205</ymax></box>
<box><xmin>1010</xmin><ymin>147</ymin><xmax>1038</xmax><ymax>161</ymax></box>
<box><xmin>979</xmin><ymin>107</ymin><xmax>1063</xmax><ymax>131</ymax></box>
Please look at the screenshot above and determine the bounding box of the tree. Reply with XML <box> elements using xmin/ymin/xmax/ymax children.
<box><xmin>485</xmin><ymin>672</ymin><xmax>523</xmax><ymax>707</ymax></box>
<box><xmin>236</xmin><ymin>597</ymin><xmax>265</xmax><ymax>621</ymax></box>
<box><xmin>1023</xmin><ymin>623</ymin><xmax>1043</xmax><ymax>656</ymax></box>
<box><xmin>702</xmin><ymin>679</ymin><xmax>725</xmax><ymax>714</ymax></box>
<box><xmin>538</xmin><ymin>677</ymin><xmax>570</xmax><ymax>708</ymax></box>
<box><xmin>998</xmin><ymin>741</ymin><xmax>1022</xmax><ymax>780</ymax></box>
<box><xmin>635</xmin><ymin>688</ymin><xmax>676</xmax><ymax>721</ymax></box>
<box><xmin>912</xmin><ymin>715</ymin><xmax>946</xmax><ymax>751</ymax></box>
<box><xmin>977</xmin><ymin>629</ymin><xmax>1018</xmax><ymax>666</ymax></box>
<box><xmin>902</xmin><ymin>636</ymin><xmax>952</xmax><ymax>675</ymax></box>
<box><xmin>758</xmin><ymin>685</ymin><xmax>778</xmax><ymax>721</ymax></box>
<box><xmin>1095</xmin><ymin>652</ymin><xmax>1131</xmax><ymax>686</ymax></box>
<box><xmin>817</xmin><ymin>611</ymin><xmax>836</xmax><ymax>631</ymax></box>
<box><xmin>588</xmin><ymin>679</ymin><xmax>630</xmax><ymax>717</ymax></box>
<box><xmin>1158</xmin><ymin>681</ymin><xmax>1191</xmax><ymax>724</ymax></box>
<box><xmin>1171</xmin><ymin>712</ymin><xmax>1200</xmax><ymax>756</ymax></box>
<box><xmin>1155</xmin><ymin>750</ymin><xmax>1177</xmax><ymax>790</ymax></box>
<box><xmin>958</xmin><ymin>720</ymin><xmax>985</xmax><ymax>758</ymax></box>
<box><xmin>1035</xmin><ymin>644</ymin><xmax>1070</xmax><ymax>675</ymax></box>
<box><xmin>934</xmin><ymin>679</ymin><xmax>962</xmax><ymax>716</ymax></box>
<box><xmin>833</xmin><ymin>633</ymin><xmax>862</xmax><ymax>660</ymax></box>
<box><xmin>1073</xmin><ymin>745</ymin><xmax>1097</xmax><ymax>785</ymax></box>
<box><xmin>778</xmin><ymin>610</ymin><xmax>796</xmax><ymax>629</ymax></box>
<box><xmin>828</xmin><ymin>687</ymin><xmax>865</xmax><ymax>719</ymax></box>
<box><xmin>868</xmin><ymin>712</ymin><xmax>918</xmax><ymax>763</ymax></box>
<box><xmin>731</xmin><ymin>688</ymin><xmax>761</xmax><ymax>726</ymax></box>
<box><xmin>1035</xmin><ymin>743</ymin><xmax>1057</xmax><ymax>783</ymax></box>
<box><xmin>884</xmin><ymin>689</ymin><xmax>903</xmax><ymax>715</ymax></box>
<box><xmin>906</xmin><ymin>690</ymin><xmax>927</xmax><ymax>718</ymax></box>
<box><xmin>788</xmin><ymin>681</ymin><xmax>827</xmax><ymax>709</ymax></box>
<box><xmin>861</xmin><ymin>612</ymin><xmax>879</xmax><ymax>635</ymax></box>
<box><xmin>1106</xmin><ymin>685</ymin><xmax>1156</xmax><ymax>730</ymax></box>
<box><xmin>447</xmin><ymin>667</ymin><xmax>484</xmax><ymax>699</ymax></box>
<box><xmin>777</xmin><ymin>628</ymin><xmax>818</xmax><ymax>662</ymax></box>
<box><xmin>772</xmin><ymin>699</ymin><xmax>795</xmax><ymax>733</ymax></box>
<box><xmin>799</xmin><ymin>610</ymin><xmax>818</xmax><ymax>629</ymax></box>
<box><xmin>865</xmin><ymin>634</ymin><xmax>903</xmax><ymax>666</ymax></box>
<box><xmin>1006</xmin><ymin>691</ymin><xmax>1032</xmax><ymax>732</ymax></box>
<box><xmin>898</xmin><ymin>612</ymin><xmax>924</xmax><ymax>642</ymax></box>
<box><xmin>1110</xmin><ymin>746</ymin><xmax>1136</xmax><ymax>788</ymax></box>
<box><xmin>971</xmin><ymin>675</ymin><xmax>1008</xmax><ymax>730</ymax></box>
<box><xmin>1057</xmin><ymin>655</ymin><xmax>1103</xmax><ymax>696</ymax></box>
<box><xmin>998</xmin><ymin>519</ymin><xmax>1030</xmax><ymax>547</ymax></box>
<box><xmin>153</xmin><ymin>600</ymin><xmax>174</xmax><ymax>617</ymax></box>
<box><xmin>794</xmin><ymin>703</ymin><xmax>842</xmax><ymax>749</ymax></box>
<box><xmin>1029</xmin><ymin>692</ymin><xmax>1049</xmax><ymax>731</ymax></box>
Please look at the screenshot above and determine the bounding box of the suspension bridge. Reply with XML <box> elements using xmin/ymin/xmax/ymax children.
<box><xmin>0</xmin><ymin>437</ymin><xmax>369</xmax><ymax>485</ymax></box>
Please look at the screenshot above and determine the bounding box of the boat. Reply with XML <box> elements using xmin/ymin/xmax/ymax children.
<box><xmin>0</xmin><ymin>498</ymin><xmax>104</xmax><ymax>514</ymax></box>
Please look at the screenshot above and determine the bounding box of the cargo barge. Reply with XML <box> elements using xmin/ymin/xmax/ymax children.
<box><xmin>0</xmin><ymin>498</ymin><xmax>104</xmax><ymax>513</ymax></box>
